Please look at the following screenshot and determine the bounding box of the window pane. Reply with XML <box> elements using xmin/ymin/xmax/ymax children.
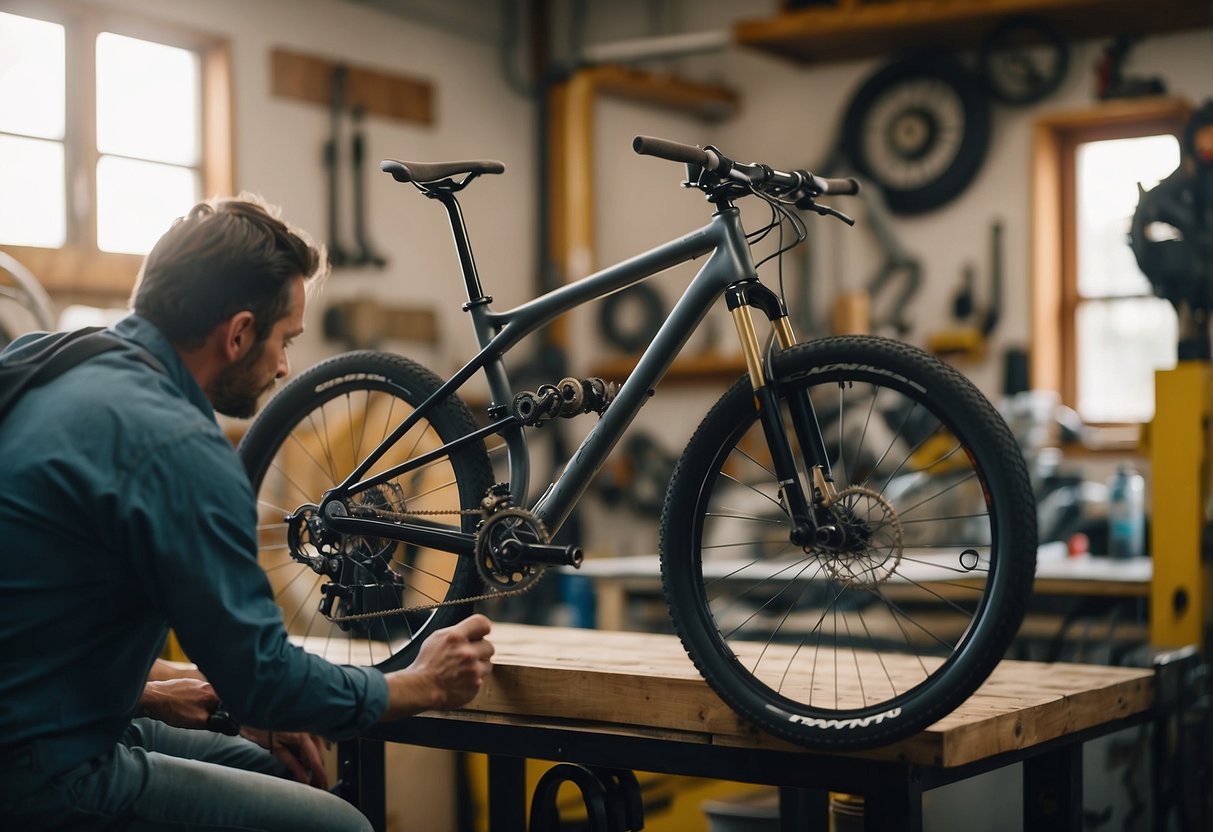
<box><xmin>96</xmin><ymin>156</ymin><xmax>198</xmax><ymax>254</ymax></box>
<box><xmin>1076</xmin><ymin>134</ymin><xmax>1180</xmax><ymax>298</ymax></box>
<box><xmin>1076</xmin><ymin>297</ymin><xmax>1176</xmax><ymax>423</ymax></box>
<box><xmin>0</xmin><ymin>12</ymin><xmax>65</xmax><ymax>139</ymax></box>
<box><xmin>96</xmin><ymin>32</ymin><xmax>200</xmax><ymax>166</ymax></box>
<box><xmin>0</xmin><ymin>135</ymin><xmax>65</xmax><ymax>248</ymax></box>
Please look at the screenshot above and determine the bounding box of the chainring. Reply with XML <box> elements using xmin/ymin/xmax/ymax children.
<box><xmin>475</xmin><ymin>507</ymin><xmax>549</xmax><ymax>592</ymax></box>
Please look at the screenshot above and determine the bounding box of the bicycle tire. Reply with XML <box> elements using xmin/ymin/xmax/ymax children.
<box><xmin>840</xmin><ymin>52</ymin><xmax>991</xmax><ymax>215</ymax></box>
<box><xmin>660</xmin><ymin>336</ymin><xmax>1036</xmax><ymax>749</ymax></box>
<box><xmin>238</xmin><ymin>351</ymin><xmax>493</xmax><ymax>672</ymax></box>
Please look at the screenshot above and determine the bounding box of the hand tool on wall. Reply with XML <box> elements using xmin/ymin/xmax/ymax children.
<box><xmin>325</xmin><ymin>65</ymin><xmax>351</xmax><ymax>268</ymax></box>
<box><xmin>350</xmin><ymin>106</ymin><xmax>387</xmax><ymax>268</ymax></box>
<box><xmin>927</xmin><ymin>219</ymin><xmax>1004</xmax><ymax>359</ymax></box>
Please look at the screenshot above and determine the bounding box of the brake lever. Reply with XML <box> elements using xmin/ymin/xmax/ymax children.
<box><xmin>806</xmin><ymin>201</ymin><xmax>855</xmax><ymax>226</ymax></box>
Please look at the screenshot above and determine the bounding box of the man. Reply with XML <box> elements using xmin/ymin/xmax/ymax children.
<box><xmin>0</xmin><ymin>196</ymin><xmax>494</xmax><ymax>831</ymax></box>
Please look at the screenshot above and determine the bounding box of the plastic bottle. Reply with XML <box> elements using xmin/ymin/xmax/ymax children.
<box><xmin>1107</xmin><ymin>465</ymin><xmax>1146</xmax><ymax>559</ymax></box>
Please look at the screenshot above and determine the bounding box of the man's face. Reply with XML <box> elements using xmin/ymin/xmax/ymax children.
<box><xmin>211</xmin><ymin>277</ymin><xmax>306</xmax><ymax>418</ymax></box>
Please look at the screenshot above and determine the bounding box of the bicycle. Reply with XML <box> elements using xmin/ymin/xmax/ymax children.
<box><xmin>238</xmin><ymin>135</ymin><xmax>1037</xmax><ymax>750</ymax></box>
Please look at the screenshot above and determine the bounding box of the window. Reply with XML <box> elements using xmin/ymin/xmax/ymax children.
<box><xmin>1032</xmin><ymin>99</ymin><xmax>1192</xmax><ymax>430</ymax></box>
<box><xmin>0</xmin><ymin>2</ymin><xmax>231</xmax><ymax>295</ymax></box>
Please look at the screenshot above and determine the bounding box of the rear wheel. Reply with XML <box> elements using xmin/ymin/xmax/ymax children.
<box><xmin>239</xmin><ymin>351</ymin><xmax>493</xmax><ymax>672</ymax></box>
<box><xmin>660</xmin><ymin>336</ymin><xmax>1036</xmax><ymax>749</ymax></box>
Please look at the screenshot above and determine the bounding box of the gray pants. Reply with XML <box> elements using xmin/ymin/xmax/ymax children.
<box><xmin>0</xmin><ymin>719</ymin><xmax>372</xmax><ymax>831</ymax></box>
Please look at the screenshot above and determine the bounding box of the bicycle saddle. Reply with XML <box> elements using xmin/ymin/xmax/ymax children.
<box><xmin>380</xmin><ymin>158</ymin><xmax>505</xmax><ymax>184</ymax></box>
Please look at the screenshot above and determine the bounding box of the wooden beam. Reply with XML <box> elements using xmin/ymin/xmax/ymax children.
<box><xmin>544</xmin><ymin>66</ymin><xmax>741</xmax><ymax>354</ymax></box>
<box><xmin>589</xmin><ymin>65</ymin><xmax>739</xmax><ymax>123</ymax></box>
<box><xmin>270</xmin><ymin>48</ymin><xmax>433</xmax><ymax>125</ymax></box>
<box><xmin>738</xmin><ymin>0</ymin><xmax>1212</xmax><ymax>65</ymax></box>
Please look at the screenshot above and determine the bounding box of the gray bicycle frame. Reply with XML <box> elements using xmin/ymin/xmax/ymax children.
<box><xmin>329</xmin><ymin>203</ymin><xmax>762</xmax><ymax>549</ymax></box>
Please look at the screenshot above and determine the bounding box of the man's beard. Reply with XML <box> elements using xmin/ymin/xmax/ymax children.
<box><xmin>210</xmin><ymin>344</ymin><xmax>276</xmax><ymax>418</ymax></box>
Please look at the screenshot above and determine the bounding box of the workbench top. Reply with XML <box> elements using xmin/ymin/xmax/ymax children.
<box><xmin>376</xmin><ymin>623</ymin><xmax>1154</xmax><ymax>768</ymax></box>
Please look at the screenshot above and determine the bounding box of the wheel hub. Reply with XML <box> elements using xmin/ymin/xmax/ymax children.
<box><xmin>814</xmin><ymin>486</ymin><xmax>905</xmax><ymax>587</ymax></box>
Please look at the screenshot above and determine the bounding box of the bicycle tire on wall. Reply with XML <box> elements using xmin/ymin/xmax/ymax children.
<box><xmin>841</xmin><ymin>52</ymin><xmax>991</xmax><ymax>215</ymax></box>
<box><xmin>659</xmin><ymin>336</ymin><xmax>1036</xmax><ymax>750</ymax></box>
<box><xmin>238</xmin><ymin>351</ymin><xmax>493</xmax><ymax>672</ymax></box>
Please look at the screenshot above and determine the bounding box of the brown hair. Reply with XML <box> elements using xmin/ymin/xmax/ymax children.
<box><xmin>130</xmin><ymin>194</ymin><xmax>327</xmax><ymax>349</ymax></box>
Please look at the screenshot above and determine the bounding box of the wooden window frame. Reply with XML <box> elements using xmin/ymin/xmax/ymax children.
<box><xmin>1031</xmin><ymin>97</ymin><xmax>1192</xmax><ymax>430</ymax></box>
<box><xmin>0</xmin><ymin>0</ymin><xmax>232</xmax><ymax>300</ymax></box>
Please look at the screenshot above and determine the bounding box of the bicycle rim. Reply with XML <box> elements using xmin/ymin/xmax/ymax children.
<box><xmin>239</xmin><ymin>352</ymin><xmax>492</xmax><ymax>672</ymax></box>
<box><xmin>661</xmin><ymin>336</ymin><xmax>1036</xmax><ymax>748</ymax></box>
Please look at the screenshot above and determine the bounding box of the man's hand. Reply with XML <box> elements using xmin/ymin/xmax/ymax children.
<box><xmin>380</xmin><ymin>614</ymin><xmax>494</xmax><ymax>721</ymax></box>
<box><xmin>138</xmin><ymin>678</ymin><xmax>220</xmax><ymax>729</ymax></box>
<box><xmin>241</xmin><ymin>728</ymin><xmax>329</xmax><ymax>789</ymax></box>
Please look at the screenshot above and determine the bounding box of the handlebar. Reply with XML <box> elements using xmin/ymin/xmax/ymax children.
<box><xmin>632</xmin><ymin>134</ymin><xmax>859</xmax><ymax>199</ymax></box>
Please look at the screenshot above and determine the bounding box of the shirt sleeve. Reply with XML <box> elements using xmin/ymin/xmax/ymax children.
<box><xmin>114</xmin><ymin>425</ymin><xmax>388</xmax><ymax>739</ymax></box>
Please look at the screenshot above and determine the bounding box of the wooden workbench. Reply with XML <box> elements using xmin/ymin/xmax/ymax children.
<box><xmin>343</xmin><ymin>623</ymin><xmax>1156</xmax><ymax>831</ymax></box>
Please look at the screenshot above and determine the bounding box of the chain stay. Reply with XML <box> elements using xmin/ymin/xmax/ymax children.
<box><xmin>327</xmin><ymin>502</ymin><xmax>542</xmax><ymax>623</ymax></box>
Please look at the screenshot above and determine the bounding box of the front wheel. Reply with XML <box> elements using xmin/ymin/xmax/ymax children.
<box><xmin>239</xmin><ymin>351</ymin><xmax>494</xmax><ymax>672</ymax></box>
<box><xmin>660</xmin><ymin>336</ymin><xmax>1036</xmax><ymax>749</ymax></box>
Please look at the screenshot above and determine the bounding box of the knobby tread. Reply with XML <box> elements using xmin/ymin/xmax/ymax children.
<box><xmin>238</xmin><ymin>350</ymin><xmax>494</xmax><ymax>672</ymax></box>
<box><xmin>659</xmin><ymin>336</ymin><xmax>1036</xmax><ymax>750</ymax></box>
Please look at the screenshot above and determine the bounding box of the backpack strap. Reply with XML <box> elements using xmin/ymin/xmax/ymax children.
<box><xmin>0</xmin><ymin>328</ymin><xmax>165</xmax><ymax>425</ymax></box>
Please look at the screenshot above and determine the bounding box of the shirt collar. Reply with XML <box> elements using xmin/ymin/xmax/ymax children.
<box><xmin>112</xmin><ymin>314</ymin><xmax>216</xmax><ymax>421</ymax></box>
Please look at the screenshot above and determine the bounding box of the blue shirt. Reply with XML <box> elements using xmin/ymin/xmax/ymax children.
<box><xmin>0</xmin><ymin>315</ymin><xmax>387</xmax><ymax>775</ymax></box>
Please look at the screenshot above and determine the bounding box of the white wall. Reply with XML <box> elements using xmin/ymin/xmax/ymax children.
<box><xmin>91</xmin><ymin>0</ymin><xmax>539</xmax><ymax>386</ymax></box>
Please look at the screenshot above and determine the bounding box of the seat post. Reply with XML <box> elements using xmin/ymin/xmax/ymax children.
<box><xmin>429</xmin><ymin>188</ymin><xmax>489</xmax><ymax>305</ymax></box>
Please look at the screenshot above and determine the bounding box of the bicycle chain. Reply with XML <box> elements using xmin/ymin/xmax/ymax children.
<box><xmin>326</xmin><ymin>504</ymin><xmax>543</xmax><ymax>623</ymax></box>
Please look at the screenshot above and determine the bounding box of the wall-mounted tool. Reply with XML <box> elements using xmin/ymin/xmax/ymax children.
<box><xmin>1097</xmin><ymin>35</ymin><xmax>1166</xmax><ymax>100</ymax></box>
<box><xmin>325</xmin><ymin>65</ymin><xmax>351</xmax><ymax>268</ymax></box>
<box><xmin>350</xmin><ymin>107</ymin><xmax>387</xmax><ymax>268</ymax></box>
<box><xmin>323</xmin><ymin>66</ymin><xmax>388</xmax><ymax>271</ymax></box>
<box><xmin>927</xmin><ymin>220</ymin><xmax>1004</xmax><ymax>360</ymax></box>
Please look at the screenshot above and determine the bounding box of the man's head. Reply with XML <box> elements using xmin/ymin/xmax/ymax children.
<box><xmin>130</xmin><ymin>195</ymin><xmax>327</xmax><ymax>417</ymax></box>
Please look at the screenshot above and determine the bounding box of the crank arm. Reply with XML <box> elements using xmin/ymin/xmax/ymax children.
<box><xmin>500</xmin><ymin>539</ymin><xmax>584</xmax><ymax>568</ymax></box>
<box><xmin>321</xmin><ymin>503</ymin><xmax>476</xmax><ymax>556</ymax></box>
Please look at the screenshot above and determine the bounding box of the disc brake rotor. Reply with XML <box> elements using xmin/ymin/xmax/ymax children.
<box><xmin>820</xmin><ymin>485</ymin><xmax>904</xmax><ymax>587</ymax></box>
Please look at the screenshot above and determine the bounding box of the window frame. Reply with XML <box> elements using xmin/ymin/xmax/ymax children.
<box><xmin>1031</xmin><ymin>97</ymin><xmax>1192</xmax><ymax>434</ymax></box>
<box><xmin>0</xmin><ymin>0</ymin><xmax>232</xmax><ymax>298</ymax></box>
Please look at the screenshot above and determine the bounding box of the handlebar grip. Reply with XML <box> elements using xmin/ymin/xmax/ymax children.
<box><xmin>632</xmin><ymin>135</ymin><xmax>715</xmax><ymax>170</ymax></box>
<box><xmin>814</xmin><ymin>175</ymin><xmax>861</xmax><ymax>196</ymax></box>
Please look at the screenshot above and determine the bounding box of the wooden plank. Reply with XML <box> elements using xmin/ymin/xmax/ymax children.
<box><xmin>296</xmin><ymin>623</ymin><xmax>1153</xmax><ymax>767</ymax></box>
<box><xmin>270</xmin><ymin>48</ymin><xmax>433</xmax><ymax>125</ymax></box>
<box><xmin>322</xmin><ymin>297</ymin><xmax>439</xmax><ymax>348</ymax></box>
<box><xmin>736</xmin><ymin>0</ymin><xmax>1212</xmax><ymax>65</ymax></box>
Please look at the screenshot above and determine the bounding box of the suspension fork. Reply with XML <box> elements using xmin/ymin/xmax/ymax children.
<box><xmin>726</xmin><ymin>281</ymin><xmax>836</xmax><ymax>545</ymax></box>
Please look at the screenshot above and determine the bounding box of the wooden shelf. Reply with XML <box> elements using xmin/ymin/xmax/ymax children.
<box><xmin>734</xmin><ymin>0</ymin><xmax>1213</xmax><ymax>65</ymax></box>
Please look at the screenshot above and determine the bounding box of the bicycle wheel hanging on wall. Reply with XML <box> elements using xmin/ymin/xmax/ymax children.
<box><xmin>841</xmin><ymin>52</ymin><xmax>991</xmax><ymax>215</ymax></box>
<box><xmin>978</xmin><ymin>16</ymin><xmax>1070</xmax><ymax>106</ymax></box>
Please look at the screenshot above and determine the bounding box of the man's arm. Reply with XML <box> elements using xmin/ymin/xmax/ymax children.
<box><xmin>146</xmin><ymin>658</ymin><xmax>206</xmax><ymax>682</ymax></box>
<box><xmin>138</xmin><ymin>677</ymin><xmax>219</xmax><ymax>728</ymax></box>
<box><xmin>379</xmin><ymin>614</ymin><xmax>495</xmax><ymax>722</ymax></box>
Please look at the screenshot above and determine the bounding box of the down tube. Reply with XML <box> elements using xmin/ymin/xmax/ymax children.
<box><xmin>533</xmin><ymin>245</ymin><xmax>751</xmax><ymax>536</ymax></box>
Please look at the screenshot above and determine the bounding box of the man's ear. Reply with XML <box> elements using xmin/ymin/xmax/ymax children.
<box><xmin>222</xmin><ymin>311</ymin><xmax>257</xmax><ymax>361</ymax></box>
